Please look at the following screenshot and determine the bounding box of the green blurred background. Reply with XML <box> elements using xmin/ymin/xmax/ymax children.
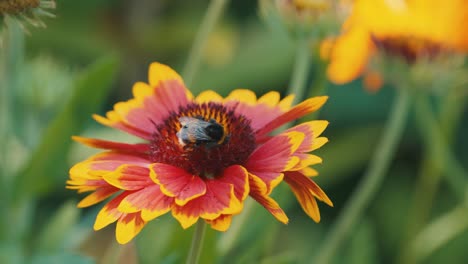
<box><xmin>1</xmin><ymin>0</ymin><xmax>467</xmax><ymax>263</ymax></box>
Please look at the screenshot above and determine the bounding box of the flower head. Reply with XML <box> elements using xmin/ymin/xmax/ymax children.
<box><xmin>321</xmin><ymin>0</ymin><xmax>468</xmax><ymax>88</ymax></box>
<box><xmin>67</xmin><ymin>63</ymin><xmax>332</xmax><ymax>244</ymax></box>
<box><xmin>0</xmin><ymin>0</ymin><xmax>55</xmax><ymax>30</ymax></box>
<box><xmin>276</xmin><ymin>0</ymin><xmax>332</xmax><ymax>22</ymax></box>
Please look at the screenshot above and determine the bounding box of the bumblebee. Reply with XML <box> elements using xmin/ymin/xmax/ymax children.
<box><xmin>176</xmin><ymin>116</ymin><xmax>228</xmax><ymax>148</ymax></box>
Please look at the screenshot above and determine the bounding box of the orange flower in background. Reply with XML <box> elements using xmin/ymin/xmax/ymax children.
<box><xmin>322</xmin><ymin>0</ymin><xmax>468</xmax><ymax>88</ymax></box>
<box><xmin>67</xmin><ymin>62</ymin><xmax>333</xmax><ymax>244</ymax></box>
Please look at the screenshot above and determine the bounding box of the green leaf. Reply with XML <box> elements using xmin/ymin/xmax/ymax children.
<box><xmin>14</xmin><ymin>55</ymin><xmax>120</xmax><ymax>199</ymax></box>
<box><xmin>35</xmin><ymin>200</ymin><xmax>80</xmax><ymax>253</ymax></box>
<box><xmin>159</xmin><ymin>222</ymin><xmax>197</xmax><ymax>263</ymax></box>
<box><xmin>316</xmin><ymin>125</ymin><xmax>383</xmax><ymax>187</ymax></box>
<box><xmin>191</xmin><ymin>26</ymin><xmax>294</xmax><ymax>96</ymax></box>
<box><xmin>151</xmin><ymin>218</ymin><xmax>219</xmax><ymax>264</ymax></box>
<box><xmin>12</xmin><ymin>56</ymin><xmax>76</xmax><ymax>149</ymax></box>
<box><xmin>345</xmin><ymin>219</ymin><xmax>379</xmax><ymax>264</ymax></box>
<box><xmin>1</xmin><ymin>198</ymin><xmax>35</xmax><ymax>244</ymax></box>
<box><xmin>0</xmin><ymin>242</ymin><xmax>25</xmax><ymax>264</ymax></box>
<box><xmin>198</xmin><ymin>227</ymin><xmax>217</xmax><ymax>264</ymax></box>
<box><xmin>30</xmin><ymin>253</ymin><xmax>95</xmax><ymax>264</ymax></box>
<box><xmin>136</xmin><ymin>217</ymin><xmax>177</xmax><ymax>263</ymax></box>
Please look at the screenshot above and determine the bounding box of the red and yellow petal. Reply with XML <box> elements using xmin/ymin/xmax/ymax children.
<box><xmin>199</xmin><ymin>182</ymin><xmax>242</xmax><ymax>218</ymax></box>
<box><xmin>148</xmin><ymin>62</ymin><xmax>189</xmax><ymax>95</ymax></box>
<box><xmin>285</xmin><ymin>120</ymin><xmax>329</xmax><ymax>152</ymax></box>
<box><xmin>67</xmin><ymin>174</ymin><xmax>115</xmax><ymax>207</ymax></box>
<box><xmin>94</xmin><ymin>192</ymin><xmax>130</xmax><ymax>230</ymax></box>
<box><xmin>285</xmin><ymin>172</ymin><xmax>333</xmax><ymax>206</ymax></box>
<box><xmin>112</xmin><ymin>97</ymin><xmax>156</xmax><ymax>136</ymax></box>
<box><xmin>248</xmin><ymin>172</ymin><xmax>284</xmax><ymax>196</ymax></box>
<box><xmin>172</xmin><ymin>180</ymin><xmax>242</xmax><ymax>229</ymax></box>
<box><xmin>311</xmin><ymin>137</ymin><xmax>328</xmax><ymax>151</ymax></box>
<box><xmin>255</xmin><ymin>96</ymin><xmax>328</xmax><ymax>139</ymax></box>
<box><xmin>278</xmin><ymin>94</ymin><xmax>295</xmax><ymax>112</ymax></box>
<box><xmin>115</xmin><ymin>212</ymin><xmax>146</xmax><ymax>245</ymax></box>
<box><xmin>93</xmin><ymin>112</ymin><xmax>153</xmax><ymax>140</ymax></box>
<box><xmin>140</xmin><ymin>189</ymin><xmax>174</xmax><ymax>221</ymax></box>
<box><xmin>117</xmin><ymin>185</ymin><xmax>173</xmax><ymax>221</ymax></box>
<box><xmin>93</xmin><ymin>191</ymin><xmax>147</xmax><ymax>244</ymax></box>
<box><xmin>150</xmin><ymin>163</ymin><xmax>206</xmax><ymax>206</ymax></box>
<box><xmin>94</xmin><ymin>63</ymin><xmax>193</xmax><ymax>139</ymax></box>
<box><xmin>247</xmin><ymin>173</ymin><xmax>268</xmax><ymax>195</ymax></box>
<box><xmin>206</xmin><ymin>214</ymin><xmax>233</xmax><ymax>232</ymax></box>
<box><xmin>66</xmin><ymin>170</ymin><xmax>103</xmax><ymax>192</ymax></box>
<box><xmin>72</xmin><ymin>136</ymin><xmax>150</xmax><ymax>153</ymax></box>
<box><xmin>247</xmin><ymin>131</ymin><xmax>304</xmax><ymax>171</ymax></box>
<box><xmin>216</xmin><ymin>165</ymin><xmax>249</xmax><ymax>201</ymax></box>
<box><xmin>148</xmin><ymin>62</ymin><xmax>193</xmax><ymax>109</ymax></box>
<box><xmin>76</xmin><ymin>185</ymin><xmax>120</xmax><ymax>208</ymax></box>
<box><xmin>67</xmin><ymin>152</ymin><xmax>150</xmax><ymax>190</ymax></box>
<box><xmin>287</xmin><ymin>178</ymin><xmax>322</xmax><ymax>222</ymax></box>
<box><xmin>224</xmin><ymin>89</ymin><xmax>257</xmax><ymax>105</ymax></box>
<box><xmin>301</xmin><ymin>167</ymin><xmax>319</xmax><ymax>177</ymax></box>
<box><xmin>257</xmin><ymin>91</ymin><xmax>280</xmax><ymax>107</ymax></box>
<box><xmin>290</xmin><ymin>154</ymin><xmax>323</xmax><ymax>171</ymax></box>
<box><xmin>224</xmin><ymin>90</ymin><xmax>295</xmax><ymax>131</ymax></box>
<box><xmin>103</xmin><ymin>164</ymin><xmax>153</xmax><ymax>190</ymax></box>
<box><xmin>195</xmin><ymin>90</ymin><xmax>223</xmax><ymax>104</ymax></box>
<box><xmin>285</xmin><ymin>171</ymin><xmax>333</xmax><ymax>207</ymax></box>
<box><xmin>249</xmin><ymin>176</ymin><xmax>289</xmax><ymax>224</ymax></box>
<box><xmin>245</xmin><ymin>131</ymin><xmax>304</xmax><ymax>193</ymax></box>
<box><xmin>72</xmin><ymin>151</ymin><xmax>151</xmax><ymax>175</ymax></box>
<box><xmin>68</xmin><ymin>152</ymin><xmax>152</xmax><ymax>207</ymax></box>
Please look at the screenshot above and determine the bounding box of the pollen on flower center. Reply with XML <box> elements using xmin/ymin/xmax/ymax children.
<box><xmin>149</xmin><ymin>102</ymin><xmax>256</xmax><ymax>178</ymax></box>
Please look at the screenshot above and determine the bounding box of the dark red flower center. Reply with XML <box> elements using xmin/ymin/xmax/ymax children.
<box><xmin>149</xmin><ymin>102</ymin><xmax>256</xmax><ymax>178</ymax></box>
<box><xmin>372</xmin><ymin>35</ymin><xmax>444</xmax><ymax>63</ymax></box>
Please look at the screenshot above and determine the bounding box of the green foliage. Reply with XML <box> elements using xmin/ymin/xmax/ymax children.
<box><xmin>1</xmin><ymin>1</ymin><xmax>467</xmax><ymax>264</ymax></box>
<box><xmin>1</xmin><ymin>52</ymin><xmax>119</xmax><ymax>263</ymax></box>
<box><xmin>14</xmin><ymin>55</ymin><xmax>120</xmax><ymax>197</ymax></box>
<box><xmin>30</xmin><ymin>253</ymin><xmax>95</xmax><ymax>264</ymax></box>
<box><xmin>35</xmin><ymin>201</ymin><xmax>80</xmax><ymax>253</ymax></box>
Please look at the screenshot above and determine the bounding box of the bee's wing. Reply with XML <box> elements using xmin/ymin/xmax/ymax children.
<box><xmin>191</xmin><ymin>125</ymin><xmax>213</xmax><ymax>141</ymax></box>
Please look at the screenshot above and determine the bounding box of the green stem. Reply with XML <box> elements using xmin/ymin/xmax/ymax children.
<box><xmin>0</xmin><ymin>22</ymin><xmax>7</xmax><ymax>243</ymax></box>
<box><xmin>413</xmin><ymin>94</ymin><xmax>467</xmax><ymax>199</ymax></box>
<box><xmin>0</xmin><ymin>28</ymin><xmax>7</xmax><ymax>186</ymax></box>
<box><xmin>399</xmin><ymin>90</ymin><xmax>466</xmax><ymax>263</ymax></box>
<box><xmin>0</xmin><ymin>17</ymin><xmax>24</xmax><ymax>241</ymax></box>
<box><xmin>304</xmin><ymin>57</ymin><xmax>328</xmax><ymax>120</ymax></box>
<box><xmin>410</xmin><ymin>204</ymin><xmax>468</xmax><ymax>263</ymax></box>
<box><xmin>288</xmin><ymin>36</ymin><xmax>311</xmax><ymax>104</ymax></box>
<box><xmin>186</xmin><ymin>220</ymin><xmax>208</xmax><ymax>264</ymax></box>
<box><xmin>218</xmin><ymin>199</ymin><xmax>254</xmax><ymax>255</ymax></box>
<box><xmin>182</xmin><ymin>0</ymin><xmax>228</xmax><ymax>87</ymax></box>
<box><xmin>314</xmin><ymin>88</ymin><xmax>411</xmax><ymax>264</ymax></box>
<box><xmin>307</xmin><ymin>62</ymin><xmax>326</xmax><ymax>97</ymax></box>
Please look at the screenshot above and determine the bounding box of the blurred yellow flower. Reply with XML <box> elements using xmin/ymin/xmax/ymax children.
<box><xmin>322</xmin><ymin>0</ymin><xmax>468</xmax><ymax>88</ymax></box>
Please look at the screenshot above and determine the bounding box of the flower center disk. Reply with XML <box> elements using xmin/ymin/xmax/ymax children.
<box><xmin>372</xmin><ymin>36</ymin><xmax>444</xmax><ymax>63</ymax></box>
<box><xmin>150</xmin><ymin>102</ymin><xmax>256</xmax><ymax>178</ymax></box>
